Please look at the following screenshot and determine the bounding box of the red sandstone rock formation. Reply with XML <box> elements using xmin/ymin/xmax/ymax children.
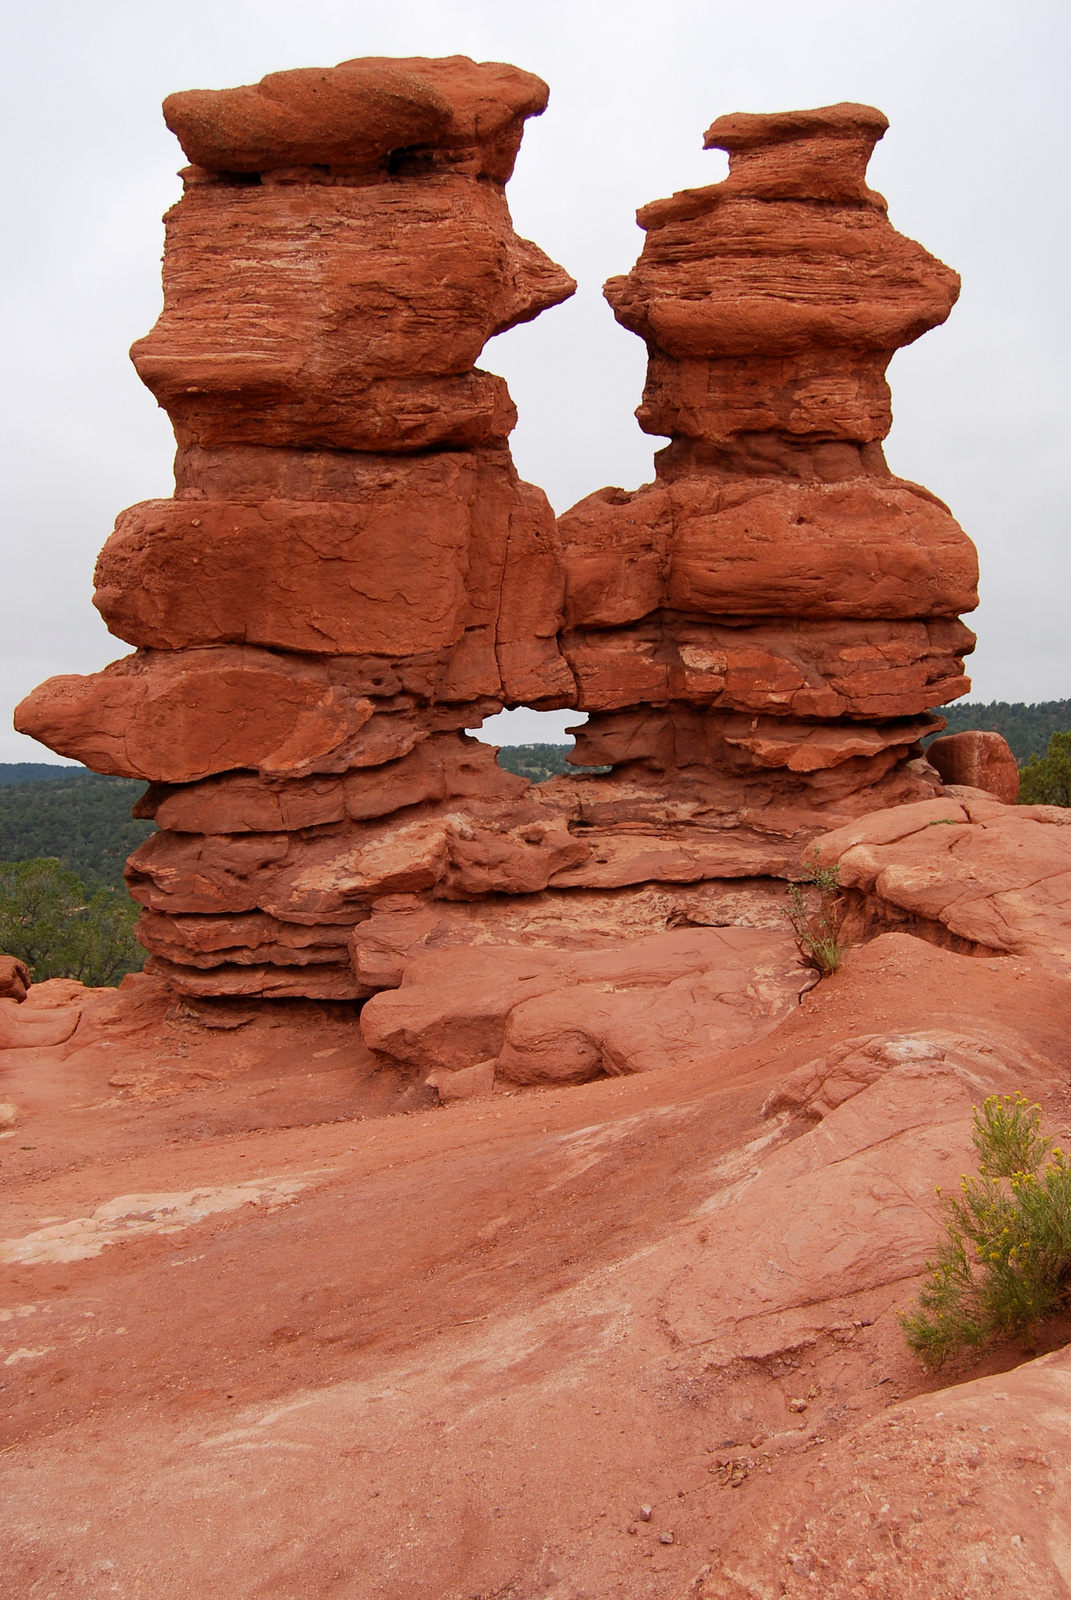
<box><xmin>15</xmin><ymin>87</ymin><xmax>978</xmax><ymax>1037</ymax></box>
<box><xmin>554</xmin><ymin>103</ymin><xmax>977</xmax><ymax>843</ymax></box>
<box><xmin>0</xmin><ymin>955</ymin><xmax>30</xmax><ymax>1004</ymax></box>
<box><xmin>16</xmin><ymin>57</ymin><xmax>580</xmax><ymax>999</ymax></box>
<box><xmin>926</xmin><ymin>727</ymin><xmax>1020</xmax><ymax>802</ymax></box>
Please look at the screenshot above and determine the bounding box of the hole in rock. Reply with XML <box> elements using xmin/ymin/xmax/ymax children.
<box><xmin>468</xmin><ymin>709</ymin><xmax>608</xmax><ymax>781</ymax></box>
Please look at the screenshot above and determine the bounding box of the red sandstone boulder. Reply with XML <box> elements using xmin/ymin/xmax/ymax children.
<box><xmin>0</xmin><ymin>978</ymin><xmax>90</xmax><ymax>1050</ymax></box>
<box><xmin>93</xmin><ymin>456</ymin><xmax>571</xmax><ymax>689</ymax></box>
<box><xmin>360</xmin><ymin>924</ymin><xmax>807</xmax><ymax>1086</ymax></box>
<box><xmin>165</xmin><ymin>56</ymin><xmax>549</xmax><ymax>182</ymax></box>
<box><xmin>562</xmin><ymin>613</ymin><xmax>973</xmax><ymax>718</ymax></box>
<box><xmin>339</xmin><ymin>55</ymin><xmax>554</xmax><ymax>182</ymax></box>
<box><xmin>15</xmin><ymin>648</ymin><xmax>513</xmax><ymax>782</ymax></box>
<box><xmin>133</xmin><ymin>94</ymin><xmax>574</xmax><ymax>452</ymax></box>
<box><xmin>816</xmin><ymin>792</ymin><xmax>1071</xmax><ymax>965</ymax></box>
<box><xmin>349</xmin><ymin>880</ymin><xmax>790</xmax><ymax>989</ymax></box>
<box><xmin>606</xmin><ymin>104</ymin><xmax>958</xmax><ymax>447</ymax></box>
<box><xmin>164</xmin><ymin>64</ymin><xmax>451</xmax><ymax>175</ymax></box>
<box><xmin>0</xmin><ymin>954</ymin><xmax>30</xmax><ymax>1003</ymax></box>
<box><xmin>137</xmin><ymin>734</ymin><xmax>528</xmax><ymax>835</ymax></box>
<box><xmin>570</xmin><ymin>705</ymin><xmax>938</xmax><ymax>778</ymax></box>
<box><xmin>926</xmin><ymin>728</ymin><xmax>1020</xmax><ymax>803</ymax></box>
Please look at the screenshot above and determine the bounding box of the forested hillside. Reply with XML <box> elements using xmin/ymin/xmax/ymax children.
<box><xmin>0</xmin><ymin>770</ymin><xmax>153</xmax><ymax>891</ymax></box>
<box><xmin>494</xmin><ymin>743</ymin><xmax>610</xmax><ymax>781</ymax></box>
<box><xmin>932</xmin><ymin>700</ymin><xmax>1071</xmax><ymax>762</ymax></box>
<box><xmin>0</xmin><ymin>762</ymin><xmax>86</xmax><ymax>784</ymax></box>
<box><xmin>494</xmin><ymin>743</ymin><xmax>575</xmax><ymax>781</ymax></box>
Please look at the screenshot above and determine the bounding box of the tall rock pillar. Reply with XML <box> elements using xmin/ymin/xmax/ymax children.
<box><xmin>556</xmin><ymin>104</ymin><xmax>977</xmax><ymax>831</ymax></box>
<box><xmin>16</xmin><ymin>56</ymin><xmax>579</xmax><ymax>997</ymax></box>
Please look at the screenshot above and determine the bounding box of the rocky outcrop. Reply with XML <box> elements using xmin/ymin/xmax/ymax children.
<box><xmin>555</xmin><ymin>102</ymin><xmax>976</xmax><ymax>837</ymax></box>
<box><xmin>15</xmin><ymin>57</ymin><xmax>577</xmax><ymax>999</ymax></box>
<box><xmin>16</xmin><ymin>87</ymin><xmax>977</xmax><ymax>1022</ymax></box>
<box><xmin>6</xmin><ymin>931</ymin><xmax>1071</xmax><ymax>1598</ymax></box>
<box><xmin>815</xmin><ymin>789</ymin><xmax>1071</xmax><ymax>966</ymax></box>
<box><xmin>706</xmin><ymin>1344</ymin><xmax>1071</xmax><ymax>1598</ymax></box>
<box><xmin>360</xmin><ymin>924</ymin><xmax>807</xmax><ymax>1087</ymax></box>
<box><xmin>0</xmin><ymin>955</ymin><xmax>30</xmax><ymax>1004</ymax></box>
<box><xmin>926</xmin><ymin>728</ymin><xmax>1020</xmax><ymax>802</ymax></box>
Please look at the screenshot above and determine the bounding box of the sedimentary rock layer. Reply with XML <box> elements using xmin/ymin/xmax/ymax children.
<box><xmin>542</xmin><ymin>99</ymin><xmax>977</xmax><ymax>874</ymax></box>
<box><xmin>17</xmin><ymin>86</ymin><xmax>979</xmax><ymax>1014</ymax></box>
<box><xmin>15</xmin><ymin>57</ymin><xmax>584</xmax><ymax>997</ymax></box>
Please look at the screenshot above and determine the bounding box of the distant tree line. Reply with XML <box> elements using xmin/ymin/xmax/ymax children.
<box><xmin>0</xmin><ymin>770</ymin><xmax>154</xmax><ymax>891</ymax></box>
<box><xmin>930</xmin><ymin>700</ymin><xmax>1071</xmax><ymax>763</ymax></box>
<box><xmin>494</xmin><ymin>743</ymin><xmax>610</xmax><ymax>782</ymax></box>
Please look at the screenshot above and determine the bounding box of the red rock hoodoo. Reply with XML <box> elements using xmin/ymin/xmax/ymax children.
<box><xmin>556</xmin><ymin>102</ymin><xmax>976</xmax><ymax>838</ymax></box>
<box><xmin>17</xmin><ymin>56</ymin><xmax>585</xmax><ymax>1001</ymax></box>
<box><xmin>16</xmin><ymin>86</ymin><xmax>978</xmax><ymax>1026</ymax></box>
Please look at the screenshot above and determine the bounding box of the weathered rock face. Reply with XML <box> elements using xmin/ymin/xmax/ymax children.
<box><xmin>926</xmin><ymin>729</ymin><xmax>1020</xmax><ymax>803</ymax></box>
<box><xmin>557</xmin><ymin>101</ymin><xmax>976</xmax><ymax>832</ymax></box>
<box><xmin>0</xmin><ymin>955</ymin><xmax>31</xmax><ymax>1004</ymax></box>
<box><xmin>16</xmin><ymin>88</ymin><xmax>977</xmax><ymax>1028</ymax></box>
<box><xmin>15</xmin><ymin>56</ymin><xmax>577</xmax><ymax>1000</ymax></box>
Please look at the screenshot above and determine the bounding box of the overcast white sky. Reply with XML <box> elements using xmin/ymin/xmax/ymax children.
<box><xmin>2</xmin><ymin>0</ymin><xmax>1067</xmax><ymax>760</ymax></box>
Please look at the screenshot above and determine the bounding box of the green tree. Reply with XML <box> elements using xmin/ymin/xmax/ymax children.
<box><xmin>0</xmin><ymin>858</ymin><xmax>143</xmax><ymax>986</ymax></box>
<box><xmin>1018</xmin><ymin>730</ymin><xmax>1071</xmax><ymax>807</ymax></box>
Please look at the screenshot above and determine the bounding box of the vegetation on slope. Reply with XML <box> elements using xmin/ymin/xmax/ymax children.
<box><xmin>1018</xmin><ymin>731</ymin><xmax>1071</xmax><ymax>807</ymax></box>
<box><xmin>931</xmin><ymin>700</ymin><xmax>1071</xmax><ymax>763</ymax></box>
<box><xmin>0</xmin><ymin>858</ymin><xmax>143</xmax><ymax>985</ymax></box>
<box><xmin>0</xmin><ymin>770</ymin><xmax>153</xmax><ymax>892</ymax></box>
<box><xmin>493</xmin><ymin>743</ymin><xmax>609</xmax><ymax>782</ymax></box>
<box><xmin>902</xmin><ymin>1094</ymin><xmax>1071</xmax><ymax>1366</ymax></box>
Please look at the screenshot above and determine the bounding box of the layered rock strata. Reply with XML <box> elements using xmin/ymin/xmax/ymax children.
<box><xmin>16</xmin><ymin>89</ymin><xmax>978</xmax><ymax>1017</ymax></box>
<box><xmin>17</xmin><ymin>57</ymin><xmax>579</xmax><ymax>998</ymax></box>
<box><xmin>553</xmin><ymin>103</ymin><xmax>976</xmax><ymax>843</ymax></box>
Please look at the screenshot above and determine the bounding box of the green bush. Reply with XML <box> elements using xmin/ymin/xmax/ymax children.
<box><xmin>1018</xmin><ymin>730</ymin><xmax>1071</xmax><ymax>807</ymax></box>
<box><xmin>783</xmin><ymin>854</ymin><xmax>845</xmax><ymax>977</ymax></box>
<box><xmin>0</xmin><ymin>857</ymin><xmax>143</xmax><ymax>987</ymax></box>
<box><xmin>900</xmin><ymin>1094</ymin><xmax>1071</xmax><ymax>1367</ymax></box>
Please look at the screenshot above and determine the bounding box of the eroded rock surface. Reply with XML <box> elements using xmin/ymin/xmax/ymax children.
<box><xmin>4</xmin><ymin>934</ymin><xmax>1071</xmax><ymax>1600</ymax></box>
<box><xmin>816</xmin><ymin>789</ymin><xmax>1071</xmax><ymax>967</ymax></box>
<box><xmin>927</xmin><ymin>728</ymin><xmax>1020</xmax><ymax>803</ymax></box>
<box><xmin>15</xmin><ymin>56</ymin><xmax>577</xmax><ymax>998</ymax></box>
<box><xmin>16</xmin><ymin>86</ymin><xmax>978</xmax><ymax>1013</ymax></box>
<box><xmin>554</xmin><ymin>101</ymin><xmax>975</xmax><ymax>845</ymax></box>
